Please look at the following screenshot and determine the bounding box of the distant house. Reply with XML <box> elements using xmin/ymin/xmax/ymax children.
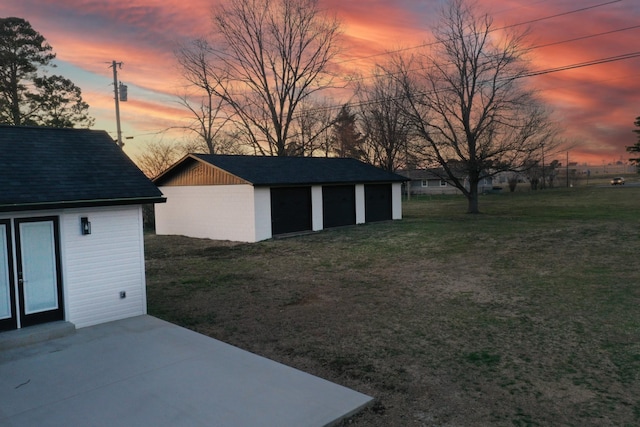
<box><xmin>153</xmin><ymin>154</ymin><xmax>407</xmax><ymax>242</ymax></box>
<box><xmin>0</xmin><ymin>126</ymin><xmax>165</xmax><ymax>332</ymax></box>
<box><xmin>400</xmin><ymin>168</ymin><xmax>494</xmax><ymax>195</ymax></box>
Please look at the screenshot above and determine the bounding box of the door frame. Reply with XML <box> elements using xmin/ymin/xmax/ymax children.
<box><xmin>0</xmin><ymin>219</ymin><xmax>17</xmax><ymax>331</ymax></box>
<box><xmin>14</xmin><ymin>216</ymin><xmax>64</xmax><ymax>328</ymax></box>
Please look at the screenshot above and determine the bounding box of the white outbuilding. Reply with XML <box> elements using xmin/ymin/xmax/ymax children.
<box><xmin>153</xmin><ymin>154</ymin><xmax>407</xmax><ymax>242</ymax></box>
<box><xmin>0</xmin><ymin>126</ymin><xmax>165</xmax><ymax>332</ymax></box>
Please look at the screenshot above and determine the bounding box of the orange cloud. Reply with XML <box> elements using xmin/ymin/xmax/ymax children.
<box><xmin>3</xmin><ymin>0</ymin><xmax>639</xmax><ymax>164</ymax></box>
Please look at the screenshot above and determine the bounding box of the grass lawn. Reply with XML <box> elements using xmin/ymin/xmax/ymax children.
<box><xmin>146</xmin><ymin>184</ymin><xmax>640</xmax><ymax>426</ymax></box>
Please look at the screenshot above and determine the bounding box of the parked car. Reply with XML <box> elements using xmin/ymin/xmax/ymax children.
<box><xmin>610</xmin><ymin>177</ymin><xmax>625</xmax><ymax>185</ymax></box>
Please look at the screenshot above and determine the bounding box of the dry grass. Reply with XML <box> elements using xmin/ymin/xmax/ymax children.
<box><xmin>146</xmin><ymin>185</ymin><xmax>640</xmax><ymax>426</ymax></box>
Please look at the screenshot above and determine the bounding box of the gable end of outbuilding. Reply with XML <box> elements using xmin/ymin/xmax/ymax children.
<box><xmin>154</xmin><ymin>156</ymin><xmax>250</xmax><ymax>186</ymax></box>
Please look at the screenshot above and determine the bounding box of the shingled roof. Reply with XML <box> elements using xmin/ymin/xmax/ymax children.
<box><xmin>0</xmin><ymin>126</ymin><xmax>165</xmax><ymax>212</ymax></box>
<box><xmin>154</xmin><ymin>154</ymin><xmax>408</xmax><ymax>186</ymax></box>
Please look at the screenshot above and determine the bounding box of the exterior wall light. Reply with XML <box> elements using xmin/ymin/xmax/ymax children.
<box><xmin>81</xmin><ymin>217</ymin><xmax>91</xmax><ymax>235</ymax></box>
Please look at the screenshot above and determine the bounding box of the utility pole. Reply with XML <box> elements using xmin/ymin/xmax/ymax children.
<box><xmin>111</xmin><ymin>60</ymin><xmax>124</xmax><ymax>148</ymax></box>
<box><xmin>566</xmin><ymin>151</ymin><xmax>569</xmax><ymax>188</ymax></box>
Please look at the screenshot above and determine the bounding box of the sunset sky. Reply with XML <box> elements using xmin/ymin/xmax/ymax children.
<box><xmin>4</xmin><ymin>0</ymin><xmax>639</xmax><ymax>165</ymax></box>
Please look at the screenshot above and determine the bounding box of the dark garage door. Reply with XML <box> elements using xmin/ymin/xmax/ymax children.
<box><xmin>271</xmin><ymin>187</ymin><xmax>312</xmax><ymax>235</ymax></box>
<box><xmin>365</xmin><ymin>184</ymin><xmax>392</xmax><ymax>222</ymax></box>
<box><xmin>322</xmin><ymin>185</ymin><xmax>356</xmax><ymax>228</ymax></box>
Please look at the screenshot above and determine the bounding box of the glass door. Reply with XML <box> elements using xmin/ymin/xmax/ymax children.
<box><xmin>15</xmin><ymin>217</ymin><xmax>64</xmax><ymax>327</ymax></box>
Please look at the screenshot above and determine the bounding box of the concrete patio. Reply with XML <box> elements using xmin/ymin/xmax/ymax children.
<box><xmin>0</xmin><ymin>315</ymin><xmax>372</xmax><ymax>426</ymax></box>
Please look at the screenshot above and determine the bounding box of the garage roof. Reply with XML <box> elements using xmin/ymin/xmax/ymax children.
<box><xmin>0</xmin><ymin>126</ymin><xmax>165</xmax><ymax>212</ymax></box>
<box><xmin>154</xmin><ymin>154</ymin><xmax>408</xmax><ymax>187</ymax></box>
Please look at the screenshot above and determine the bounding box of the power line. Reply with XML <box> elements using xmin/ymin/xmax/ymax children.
<box><xmin>141</xmin><ymin>1</ymin><xmax>634</xmax><ymax>138</ymax></box>
<box><xmin>130</xmin><ymin>52</ymin><xmax>639</xmax><ymax>142</ymax></box>
<box><xmin>330</xmin><ymin>2</ymin><xmax>637</xmax><ymax>91</ymax></box>
<box><xmin>333</xmin><ymin>0</ymin><xmax>624</xmax><ymax>65</ymax></box>
<box><xmin>298</xmin><ymin>50</ymin><xmax>640</xmax><ymax>117</ymax></box>
<box><xmin>533</xmin><ymin>71</ymin><xmax>640</xmax><ymax>94</ymax></box>
<box><xmin>529</xmin><ymin>24</ymin><xmax>640</xmax><ymax>50</ymax></box>
<box><xmin>336</xmin><ymin>22</ymin><xmax>640</xmax><ymax>88</ymax></box>
<box><xmin>498</xmin><ymin>0</ymin><xmax>622</xmax><ymax>31</ymax></box>
<box><xmin>523</xmin><ymin>51</ymin><xmax>640</xmax><ymax>77</ymax></box>
<box><xmin>171</xmin><ymin>0</ymin><xmax>632</xmax><ymax>121</ymax></box>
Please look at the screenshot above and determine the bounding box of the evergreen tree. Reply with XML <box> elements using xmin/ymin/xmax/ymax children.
<box><xmin>0</xmin><ymin>17</ymin><xmax>93</xmax><ymax>127</ymax></box>
<box><xmin>331</xmin><ymin>105</ymin><xmax>365</xmax><ymax>159</ymax></box>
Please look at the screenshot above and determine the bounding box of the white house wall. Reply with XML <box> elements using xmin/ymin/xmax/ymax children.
<box><xmin>156</xmin><ymin>185</ymin><xmax>257</xmax><ymax>242</ymax></box>
<box><xmin>61</xmin><ymin>206</ymin><xmax>147</xmax><ymax>328</ymax></box>
<box><xmin>0</xmin><ymin>205</ymin><xmax>148</xmax><ymax>329</ymax></box>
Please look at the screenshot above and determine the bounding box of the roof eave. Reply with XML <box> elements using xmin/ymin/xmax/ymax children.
<box><xmin>0</xmin><ymin>196</ymin><xmax>167</xmax><ymax>213</ymax></box>
<box><xmin>254</xmin><ymin>179</ymin><xmax>408</xmax><ymax>187</ymax></box>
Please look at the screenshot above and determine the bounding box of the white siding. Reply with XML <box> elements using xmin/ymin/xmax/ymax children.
<box><xmin>0</xmin><ymin>206</ymin><xmax>148</xmax><ymax>329</ymax></box>
<box><xmin>62</xmin><ymin>206</ymin><xmax>147</xmax><ymax>328</ymax></box>
<box><xmin>355</xmin><ymin>184</ymin><xmax>366</xmax><ymax>224</ymax></box>
<box><xmin>392</xmin><ymin>182</ymin><xmax>403</xmax><ymax>220</ymax></box>
<box><xmin>157</xmin><ymin>181</ymin><xmax>403</xmax><ymax>243</ymax></box>
<box><xmin>156</xmin><ymin>185</ymin><xmax>257</xmax><ymax>242</ymax></box>
<box><xmin>311</xmin><ymin>185</ymin><xmax>323</xmax><ymax>231</ymax></box>
<box><xmin>253</xmin><ymin>187</ymin><xmax>272</xmax><ymax>242</ymax></box>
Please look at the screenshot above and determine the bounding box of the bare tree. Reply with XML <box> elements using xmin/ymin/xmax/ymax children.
<box><xmin>180</xmin><ymin>0</ymin><xmax>341</xmax><ymax>156</ymax></box>
<box><xmin>395</xmin><ymin>0</ymin><xmax>560</xmax><ymax>213</ymax></box>
<box><xmin>181</xmin><ymin>131</ymin><xmax>243</xmax><ymax>156</ymax></box>
<box><xmin>355</xmin><ymin>64</ymin><xmax>413</xmax><ymax>171</ymax></box>
<box><xmin>134</xmin><ymin>140</ymin><xmax>186</xmax><ymax>179</ymax></box>
<box><xmin>287</xmin><ymin>99</ymin><xmax>336</xmax><ymax>156</ymax></box>
<box><xmin>134</xmin><ymin>133</ymin><xmax>243</xmax><ymax>181</ymax></box>
<box><xmin>175</xmin><ymin>39</ymin><xmax>234</xmax><ymax>154</ymax></box>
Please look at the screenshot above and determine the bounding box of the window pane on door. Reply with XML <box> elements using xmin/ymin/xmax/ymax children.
<box><xmin>20</xmin><ymin>221</ymin><xmax>58</xmax><ymax>314</ymax></box>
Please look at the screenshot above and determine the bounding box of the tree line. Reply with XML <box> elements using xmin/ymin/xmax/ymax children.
<box><xmin>627</xmin><ymin>117</ymin><xmax>640</xmax><ymax>171</ymax></box>
<box><xmin>5</xmin><ymin>1</ymin><xmax>636</xmax><ymax>214</ymax></box>
<box><xmin>171</xmin><ymin>0</ymin><xmax>562</xmax><ymax>213</ymax></box>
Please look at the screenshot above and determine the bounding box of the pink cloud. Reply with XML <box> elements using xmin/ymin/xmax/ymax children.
<box><xmin>2</xmin><ymin>0</ymin><xmax>639</xmax><ymax>163</ymax></box>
